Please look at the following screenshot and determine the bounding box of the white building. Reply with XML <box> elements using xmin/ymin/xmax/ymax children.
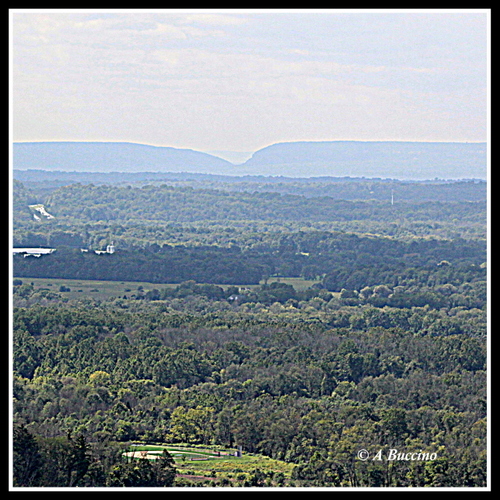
<box><xmin>95</xmin><ymin>243</ymin><xmax>115</xmax><ymax>255</ymax></box>
<box><xmin>13</xmin><ymin>248</ymin><xmax>56</xmax><ymax>258</ymax></box>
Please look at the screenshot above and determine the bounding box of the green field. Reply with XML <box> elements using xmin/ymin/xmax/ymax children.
<box><xmin>14</xmin><ymin>276</ymin><xmax>320</xmax><ymax>301</ymax></box>
<box><xmin>126</xmin><ymin>444</ymin><xmax>239</xmax><ymax>461</ymax></box>
<box><xmin>125</xmin><ymin>443</ymin><xmax>295</xmax><ymax>486</ymax></box>
<box><xmin>14</xmin><ymin>277</ymin><xmax>179</xmax><ymax>301</ymax></box>
<box><xmin>261</xmin><ymin>276</ymin><xmax>320</xmax><ymax>290</ymax></box>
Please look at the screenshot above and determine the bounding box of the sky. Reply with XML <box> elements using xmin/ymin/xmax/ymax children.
<box><xmin>10</xmin><ymin>8</ymin><xmax>489</xmax><ymax>155</ymax></box>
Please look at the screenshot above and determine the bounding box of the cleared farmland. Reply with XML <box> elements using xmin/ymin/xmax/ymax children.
<box><xmin>13</xmin><ymin>276</ymin><xmax>320</xmax><ymax>301</ymax></box>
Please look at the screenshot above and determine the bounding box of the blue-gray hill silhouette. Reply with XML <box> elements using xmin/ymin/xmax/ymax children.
<box><xmin>13</xmin><ymin>140</ymin><xmax>486</xmax><ymax>180</ymax></box>
<box><xmin>238</xmin><ymin>141</ymin><xmax>487</xmax><ymax>179</ymax></box>
<box><xmin>13</xmin><ymin>142</ymin><xmax>236</xmax><ymax>174</ymax></box>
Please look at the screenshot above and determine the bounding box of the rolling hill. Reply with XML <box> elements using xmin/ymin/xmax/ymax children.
<box><xmin>13</xmin><ymin>141</ymin><xmax>237</xmax><ymax>175</ymax></box>
<box><xmin>238</xmin><ymin>141</ymin><xmax>487</xmax><ymax>179</ymax></box>
<box><xmin>13</xmin><ymin>140</ymin><xmax>487</xmax><ymax>180</ymax></box>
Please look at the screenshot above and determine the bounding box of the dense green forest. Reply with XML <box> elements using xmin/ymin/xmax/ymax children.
<box><xmin>14</xmin><ymin>170</ymin><xmax>486</xmax><ymax>202</ymax></box>
<box><xmin>12</xmin><ymin>278</ymin><xmax>487</xmax><ymax>487</ymax></box>
<box><xmin>14</xmin><ymin>180</ymin><xmax>485</xmax><ymax>242</ymax></box>
<box><xmin>12</xmin><ymin>177</ymin><xmax>488</xmax><ymax>488</ymax></box>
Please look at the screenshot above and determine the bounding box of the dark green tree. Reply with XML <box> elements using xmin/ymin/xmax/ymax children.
<box><xmin>13</xmin><ymin>425</ymin><xmax>43</xmax><ymax>487</ymax></box>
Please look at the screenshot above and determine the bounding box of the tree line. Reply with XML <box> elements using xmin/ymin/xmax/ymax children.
<box><xmin>14</xmin><ymin>170</ymin><xmax>487</xmax><ymax>203</ymax></box>
<box><xmin>13</xmin><ymin>425</ymin><xmax>176</xmax><ymax>487</ymax></box>
<box><xmin>39</xmin><ymin>183</ymin><xmax>487</xmax><ymax>225</ymax></box>
<box><xmin>13</xmin><ymin>228</ymin><xmax>486</xmax><ymax>287</ymax></box>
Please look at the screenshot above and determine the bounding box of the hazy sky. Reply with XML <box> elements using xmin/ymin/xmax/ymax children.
<box><xmin>11</xmin><ymin>8</ymin><xmax>489</xmax><ymax>153</ymax></box>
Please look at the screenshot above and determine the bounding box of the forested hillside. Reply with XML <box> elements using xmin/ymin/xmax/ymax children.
<box><xmin>12</xmin><ymin>176</ymin><xmax>488</xmax><ymax>487</ymax></box>
<box><xmin>13</xmin><ymin>180</ymin><xmax>486</xmax><ymax>245</ymax></box>
<box><xmin>40</xmin><ymin>184</ymin><xmax>487</xmax><ymax>226</ymax></box>
<box><xmin>14</xmin><ymin>170</ymin><xmax>486</xmax><ymax>203</ymax></box>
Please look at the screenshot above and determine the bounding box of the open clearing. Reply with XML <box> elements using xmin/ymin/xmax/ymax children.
<box><xmin>124</xmin><ymin>443</ymin><xmax>295</xmax><ymax>483</ymax></box>
<box><xmin>125</xmin><ymin>444</ymin><xmax>238</xmax><ymax>462</ymax></box>
<box><xmin>14</xmin><ymin>276</ymin><xmax>320</xmax><ymax>301</ymax></box>
<box><xmin>14</xmin><ymin>277</ymin><xmax>180</xmax><ymax>301</ymax></box>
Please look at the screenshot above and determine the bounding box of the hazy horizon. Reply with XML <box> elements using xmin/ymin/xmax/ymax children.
<box><xmin>11</xmin><ymin>9</ymin><xmax>489</xmax><ymax>154</ymax></box>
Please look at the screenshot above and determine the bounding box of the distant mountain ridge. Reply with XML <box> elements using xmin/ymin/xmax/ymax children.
<box><xmin>13</xmin><ymin>141</ymin><xmax>237</xmax><ymax>175</ymax></box>
<box><xmin>13</xmin><ymin>140</ymin><xmax>487</xmax><ymax>180</ymax></box>
<box><xmin>241</xmin><ymin>141</ymin><xmax>487</xmax><ymax>179</ymax></box>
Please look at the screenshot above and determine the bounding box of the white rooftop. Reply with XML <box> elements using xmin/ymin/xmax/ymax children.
<box><xmin>13</xmin><ymin>248</ymin><xmax>55</xmax><ymax>254</ymax></box>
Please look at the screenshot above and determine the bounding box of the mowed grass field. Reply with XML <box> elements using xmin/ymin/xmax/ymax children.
<box><xmin>14</xmin><ymin>277</ymin><xmax>179</xmax><ymax>301</ymax></box>
<box><xmin>14</xmin><ymin>276</ymin><xmax>320</xmax><ymax>301</ymax></box>
<box><xmin>126</xmin><ymin>444</ymin><xmax>239</xmax><ymax>461</ymax></box>
<box><xmin>125</xmin><ymin>444</ymin><xmax>295</xmax><ymax>485</ymax></box>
